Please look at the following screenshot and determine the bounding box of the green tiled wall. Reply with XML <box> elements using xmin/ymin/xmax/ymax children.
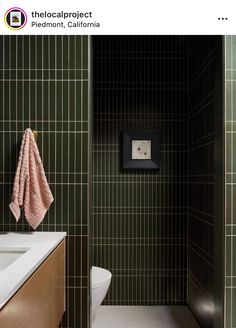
<box><xmin>187</xmin><ymin>37</ymin><xmax>216</xmax><ymax>328</ymax></box>
<box><xmin>0</xmin><ymin>36</ymin><xmax>90</xmax><ymax>328</ymax></box>
<box><xmin>92</xmin><ymin>36</ymin><xmax>188</xmax><ymax>305</ymax></box>
<box><xmin>92</xmin><ymin>37</ymin><xmax>223</xmax><ymax>328</ymax></box>
<box><xmin>225</xmin><ymin>35</ymin><xmax>236</xmax><ymax>328</ymax></box>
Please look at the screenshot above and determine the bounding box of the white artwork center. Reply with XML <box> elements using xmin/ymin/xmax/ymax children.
<box><xmin>131</xmin><ymin>140</ymin><xmax>151</xmax><ymax>160</ymax></box>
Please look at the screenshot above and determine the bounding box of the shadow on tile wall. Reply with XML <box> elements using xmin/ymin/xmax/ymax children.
<box><xmin>92</xmin><ymin>36</ymin><xmax>224</xmax><ymax>328</ymax></box>
<box><xmin>187</xmin><ymin>36</ymin><xmax>216</xmax><ymax>328</ymax></box>
<box><xmin>92</xmin><ymin>36</ymin><xmax>188</xmax><ymax>305</ymax></box>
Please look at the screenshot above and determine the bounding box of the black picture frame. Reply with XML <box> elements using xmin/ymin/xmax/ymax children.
<box><xmin>122</xmin><ymin>131</ymin><xmax>160</xmax><ymax>169</ymax></box>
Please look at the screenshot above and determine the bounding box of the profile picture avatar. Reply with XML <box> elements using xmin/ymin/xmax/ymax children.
<box><xmin>5</xmin><ymin>7</ymin><xmax>27</xmax><ymax>30</ymax></box>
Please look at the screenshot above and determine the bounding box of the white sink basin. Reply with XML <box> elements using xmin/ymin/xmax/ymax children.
<box><xmin>0</xmin><ymin>247</ymin><xmax>29</xmax><ymax>272</ymax></box>
<box><xmin>0</xmin><ymin>232</ymin><xmax>66</xmax><ymax>309</ymax></box>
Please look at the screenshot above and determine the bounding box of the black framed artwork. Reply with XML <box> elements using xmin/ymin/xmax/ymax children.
<box><xmin>122</xmin><ymin>131</ymin><xmax>160</xmax><ymax>169</ymax></box>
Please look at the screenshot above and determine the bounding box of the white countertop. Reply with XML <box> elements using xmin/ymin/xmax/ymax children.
<box><xmin>0</xmin><ymin>231</ymin><xmax>66</xmax><ymax>309</ymax></box>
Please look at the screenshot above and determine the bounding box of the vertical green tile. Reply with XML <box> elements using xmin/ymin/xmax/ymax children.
<box><xmin>0</xmin><ymin>35</ymin><xmax>90</xmax><ymax>328</ymax></box>
<box><xmin>225</xmin><ymin>35</ymin><xmax>236</xmax><ymax>328</ymax></box>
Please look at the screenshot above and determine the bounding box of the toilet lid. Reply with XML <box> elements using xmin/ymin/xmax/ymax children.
<box><xmin>91</xmin><ymin>266</ymin><xmax>112</xmax><ymax>288</ymax></box>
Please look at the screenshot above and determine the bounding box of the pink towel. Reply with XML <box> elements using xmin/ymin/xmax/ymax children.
<box><xmin>9</xmin><ymin>128</ymin><xmax>54</xmax><ymax>229</ymax></box>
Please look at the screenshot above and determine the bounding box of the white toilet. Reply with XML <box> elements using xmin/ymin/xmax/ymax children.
<box><xmin>91</xmin><ymin>266</ymin><xmax>112</xmax><ymax>319</ymax></box>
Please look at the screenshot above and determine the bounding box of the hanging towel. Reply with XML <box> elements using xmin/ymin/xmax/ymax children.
<box><xmin>9</xmin><ymin>128</ymin><xmax>54</xmax><ymax>229</ymax></box>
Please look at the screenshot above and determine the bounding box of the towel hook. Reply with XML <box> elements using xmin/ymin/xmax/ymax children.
<box><xmin>32</xmin><ymin>130</ymin><xmax>38</xmax><ymax>139</ymax></box>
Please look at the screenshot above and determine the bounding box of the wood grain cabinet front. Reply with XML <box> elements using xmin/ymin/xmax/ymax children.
<box><xmin>0</xmin><ymin>240</ymin><xmax>66</xmax><ymax>328</ymax></box>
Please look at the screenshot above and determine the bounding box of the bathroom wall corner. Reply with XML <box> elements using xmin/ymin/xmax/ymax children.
<box><xmin>213</xmin><ymin>36</ymin><xmax>225</xmax><ymax>328</ymax></box>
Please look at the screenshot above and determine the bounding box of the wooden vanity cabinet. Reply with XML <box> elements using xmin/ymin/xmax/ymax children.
<box><xmin>0</xmin><ymin>240</ymin><xmax>66</xmax><ymax>328</ymax></box>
